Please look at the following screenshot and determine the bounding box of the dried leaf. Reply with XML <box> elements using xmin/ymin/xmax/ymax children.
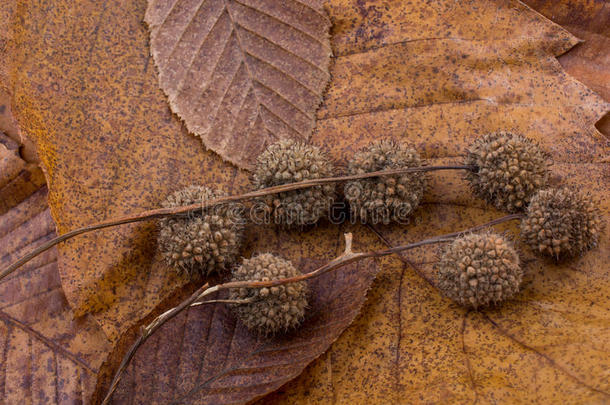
<box><xmin>524</xmin><ymin>0</ymin><xmax>610</xmax><ymax>103</ymax></box>
<box><xmin>145</xmin><ymin>0</ymin><xmax>332</xmax><ymax>169</ymax></box>
<box><xmin>258</xmin><ymin>0</ymin><xmax>610</xmax><ymax>402</ymax></box>
<box><xmin>0</xmin><ymin>1</ymin><xmax>15</xmax><ymax>85</ymax></box>
<box><xmin>523</xmin><ymin>0</ymin><xmax>610</xmax><ymax>135</ymax></box>
<box><xmin>0</xmin><ymin>133</ymin><xmax>46</xmax><ymax>214</ymax></box>
<box><xmin>96</xmin><ymin>224</ymin><xmax>378</xmax><ymax>404</ymax></box>
<box><xmin>0</xmin><ymin>149</ymin><xmax>111</xmax><ymax>403</ymax></box>
<box><xmin>6</xmin><ymin>0</ymin><xmax>250</xmax><ymax>342</ymax></box>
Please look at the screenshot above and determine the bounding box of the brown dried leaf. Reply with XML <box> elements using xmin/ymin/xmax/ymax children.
<box><xmin>6</xmin><ymin>0</ymin><xmax>250</xmax><ymax>343</ymax></box>
<box><xmin>0</xmin><ymin>150</ymin><xmax>111</xmax><ymax>403</ymax></box>
<box><xmin>0</xmin><ymin>1</ymin><xmax>15</xmax><ymax>85</ymax></box>
<box><xmin>258</xmin><ymin>0</ymin><xmax>610</xmax><ymax>403</ymax></box>
<box><xmin>145</xmin><ymin>0</ymin><xmax>332</xmax><ymax>169</ymax></box>
<box><xmin>96</xmin><ymin>224</ymin><xmax>378</xmax><ymax>404</ymax></box>
<box><xmin>522</xmin><ymin>0</ymin><xmax>610</xmax><ymax>135</ymax></box>
<box><xmin>0</xmin><ymin>2</ymin><xmax>39</xmax><ymax>163</ymax></box>
<box><xmin>524</xmin><ymin>0</ymin><xmax>610</xmax><ymax>102</ymax></box>
<box><xmin>0</xmin><ymin>133</ymin><xmax>46</xmax><ymax>214</ymax></box>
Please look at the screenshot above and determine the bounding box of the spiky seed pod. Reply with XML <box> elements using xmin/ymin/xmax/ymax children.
<box><xmin>344</xmin><ymin>139</ymin><xmax>426</xmax><ymax>224</ymax></box>
<box><xmin>520</xmin><ymin>187</ymin><xmax>603</xmax><ymax>259</ymax></box>
<box><xmin>465</xmin><ymin>132</ymin><xmax>549</xmax><ymax>212</ymax></box>
<box><xmin>157</xmin><ymin>185</ymin><xmax>244</xmax><ymax>277</ymax></box>
<box><xmin>438</xmin><ymin>232</ymin><xmax>522</xmax><ymax>309</ymax></box>
<box><xmin>230</xmin><ymin>253</ymin><xmax>308</xmax><ymax>335</ymax></box>
<box><xmin>253</xmin><ymin>139</ymin><xmax>335</xmax><ymax>227</ymax></box>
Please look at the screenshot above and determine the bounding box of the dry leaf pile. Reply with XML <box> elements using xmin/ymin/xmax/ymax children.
<box><xmin>0</xmin><ymin>0</ymin><xmax>608</xmax><ymax>404</ymax></box>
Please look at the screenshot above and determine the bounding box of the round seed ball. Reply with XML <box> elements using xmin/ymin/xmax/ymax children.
<box><xmin>344</xmin><ymin>139</ymin><xmax>426</xmax><ymax>224</ymax></box>
<box><xmin>253</xmin><ymin>139</ymin><xmax>335</xmax><ymax>227</ymax></box>
<box><xmin>465</xmin><ymin>132</ymin><xmax>549</xmax><ymax>212</ymax></box>
<box><xmin>230</xmin><ymin>253</ymin><xmax>308</xmax><ymax>335</ymax></box>
<box><xmin>157</xmin><ymin>185</ymin><xmax>244</xmax><ymax>277</ymax></box>
<box><xmin>438</xmin><ymin>232</ymin><xmax>522</xmax><ymax>309</ymax></box>
<box><xmin>521</xmin><ymin>187</ymin><xmax>603</xmax><ymax>259</ymax></box>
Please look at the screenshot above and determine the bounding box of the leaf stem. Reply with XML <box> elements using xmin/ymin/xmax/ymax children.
<box><xmin>1</xmin><ymin>164</ymin><xmax>474</xmax><ymax>281</ymax></box>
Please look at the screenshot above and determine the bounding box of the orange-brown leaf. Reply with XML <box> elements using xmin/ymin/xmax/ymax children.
<box><xmin>259</xmin><ymin>0</ymin><xmax>610</xmax><ymax>403</ymax></box>
<box><xmin>523</xmin><ymin>0</ymin><xmax>610</xmax><ymax>103</ymax></box>
<box><xmin>7</xmin><ymin>0</ymin><xmax>251</xmax><ymax>343</ymax></box>
<box><xmin>523</xmin><ymin>0</ymin><xmax>610</xmax><ymax>135</ymax></box>
<box><xmin>145</xmin><ymin>0</ymin><xmax>332</xmax><ymax>169</ymax></box>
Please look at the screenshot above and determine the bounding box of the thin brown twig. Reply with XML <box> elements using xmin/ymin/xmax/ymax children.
<box><xmin>366</xmin><ymin>224</ymin><xmax>436</xmax><ymax>288</ymax></box>
<box><xmin>366</xmin><ymin>213</ymin><xmax>524</xmax><ymax>291</ymax></box>
<box><xmin>0</xmin><ymin>164</ymin><xmax>474</xmax><ymax>282</ymax></box>
<box><xmin>190</xmin><ymin>297</ymin><xmax>256</xmax><ymax>307</ymax></box>
<box><xmin>102</xmin><ymin>230</ymin><xmax>464</xmax><ymax>404</ymax></box>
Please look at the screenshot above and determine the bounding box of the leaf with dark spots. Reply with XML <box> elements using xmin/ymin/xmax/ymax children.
<box><xmin>522</xmin><ymin>0</ymin><xmax>610</xmax><ymax>135</ymax></box>
<box><xmin>145</xmin><ymin>0</ymin><xmax>332</xmax><ymax>169</ymax></box>
<box><xmin>6</xmin><ymin>0</ymin><xmax>251</xmax><ymax>342</ymax></box>
<box><xmin>258</xmin><ymin>0</ymin><xmax>610</xmax><ymax>402</ymax></box>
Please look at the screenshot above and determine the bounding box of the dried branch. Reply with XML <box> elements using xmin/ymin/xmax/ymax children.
<box><xmin>190</xmin><ymin>297</ymin><xmax>257</xmax><ymax>307</ymax></box>
<box><xmin>101</xmin><ymin>282</ymin><xmax>209</xmax><ymax>405</ymax></box>
<box><xmin>102</xmin><ymin>211</ymin><xmax>522</xmax><ymax>403</ymax></box>
<box><xmin>103</xmin><ymin>216</ymin><xmax>526</xmax><ymax>404</ymax></box>
<box><xmin>1</xmin><ymin>164</ymin><xmax>474</xmax><ymax>281</ymax></box>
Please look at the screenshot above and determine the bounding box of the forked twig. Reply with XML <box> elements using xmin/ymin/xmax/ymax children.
<box><xmin>102</xmin><ymin>231</ymin><xmax>458</xmax><ymax>403</ymax></box>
